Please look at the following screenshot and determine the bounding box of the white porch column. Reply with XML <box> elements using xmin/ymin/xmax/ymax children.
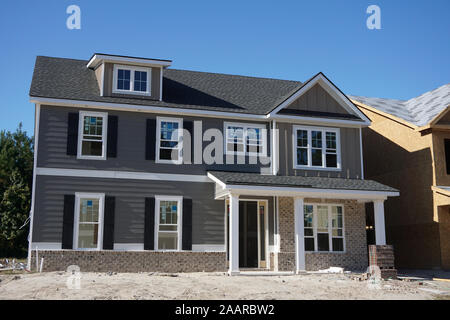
<box><xmin>373</xmin><ymin>199</ymin><xmax>386</xmax><ymax>245</ymax></box>
<box><xmin>229</xmin><ymin>194</ymin><xmax>240</xmax><ymax>275</ymax></box>
<box><xmin>294</xmin><ymin>197</ymin><xmax>305</xmax><ymax>272</ymax></box>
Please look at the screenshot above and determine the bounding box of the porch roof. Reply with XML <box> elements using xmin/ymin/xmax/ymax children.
<box><xmin>208</xmin><ymin>171</ymin><xmax>399</xmax><ymax>201</ymax></box>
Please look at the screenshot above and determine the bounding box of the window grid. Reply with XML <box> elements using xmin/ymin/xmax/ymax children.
<box><xmin>155</xmin><ymin>197</ymin><xmax>182</xmax><ymax>251</ymax></box>
<box><xmin>304</xmin><ymin>204</ymin><xmax>345</xmax><ymax>252</ymax></box>
<box><xmin>78</xmin><ymin>111</ymin><xmax>107</xmax><ymax>160</ymax></box>
<box><xmin>156</xmin><ymin>118</ymin><xmax>183</xmax><ymax>164</ymax></box>
<box><xmin>294</xmin><ymin>126</ymin><xmax>340</xmax><ymax>170</ymax></box>
<box><xmin>113</xmin><ymin>64</ymin><xmax>151</xmax><ymax>95</ymax></box>
<box><xmin>225</xmin><ymin>122</ymin><xmax>266</xmax><ymax>156</ymax></box>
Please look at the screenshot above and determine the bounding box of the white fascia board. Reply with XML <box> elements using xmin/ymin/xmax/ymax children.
<box><xmin>87</xmin><ymin>54</ymin><xmax>172</xmax><ymax>69</ymax></box>
<box><xmin>207</xmin><ymin>172</ymin><xmax>227</xmax><ymax>188</ymax></box>
<box><xmin>268</xmin><ymin>74</ymin><xmax>371</xmax><ymax>125</ymax></box>
<box><xmin>269</xmin><ymin>114</ymin><xmax>367</xmax><ymax>128</ymax></box>
<box><xmin>36</xmin><ymin>167</ymin><xmax>213</xmax><ymax>183</ymax></box>
<box><xmin>222</xmin><ymin>184</ymin><xmax>399</xmax><ymax>200</ymax></box>
<box><xmin>30</xmin><ymin>97</ymin><xmax>268</xmax><ymax>121</ymax></box>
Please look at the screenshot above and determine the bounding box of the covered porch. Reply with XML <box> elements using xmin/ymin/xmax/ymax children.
<box><xmin>208</xmin><ymin>171</ymin><xmax>399</xmax><ymax>275</ymax></box>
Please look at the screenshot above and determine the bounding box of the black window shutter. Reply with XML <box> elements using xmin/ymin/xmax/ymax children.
<box><xmin>103</xmin><ymin>196</ymin><xmax>115</xmax><ymax>250</ymax></box>
<box><xmin>144</xmin><ymin>197</ymin><xmax>155</xmax><ymax>250</ymax></box>
<box><xmin>107</xmin><ymin>115</ymin><xmax>118</xmax><ymax>158</ymax></box>
<box><xmin>62</xmin><ymin>195</ymin><xmax>75</xmax><ymax>249</ymax></box>
<box><xmin>67</xmin><ymin>113</ymin><xmax>79</xmax><ymax>156</ymax></box>
<box><xmin>146</xmin><ymin>119</ymin><xmax>156</xmax><ymax>160</ymax></box>
<box><xmin>182</xmin><ymin>198</ymin><xmax>193</xmax><ymax>250</ymax></box>
<box><xmin>183</xmin><ymin>120</ymin><xmax>194</xmax><ymax>164</ymax></box>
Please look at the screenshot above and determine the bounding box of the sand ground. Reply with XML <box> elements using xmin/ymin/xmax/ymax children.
<box><xmin>1</xmin><ymin>270</ymin><xmax>450</xmax><ymax>300</ymax></box>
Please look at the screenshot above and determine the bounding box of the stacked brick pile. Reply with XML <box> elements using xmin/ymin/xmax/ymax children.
<box><xmin>368</xmin><ymin>245</ymin><xmax>397</xmax><ymax>279</ymax></box>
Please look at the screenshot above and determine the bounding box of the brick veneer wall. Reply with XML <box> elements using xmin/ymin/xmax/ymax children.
<box><xmin>275</xmin><ymin>197</ymin><xmax>368</xmax><ymax>272</ymax></box>
<box><xmin>30</xmin><ymin>250</ymin><xmax>227</xmax><ymax>273</ymax></box>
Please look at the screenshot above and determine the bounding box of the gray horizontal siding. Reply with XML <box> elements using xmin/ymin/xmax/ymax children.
<box><xmin>37</xmin><ymin>105</ymin><xmax>271</xmax><ymax>174</ymax></box>
<box><xmin>33</xmin><ymin>176</ymin><xmax>224</xmax><ymax>245</ymax></box>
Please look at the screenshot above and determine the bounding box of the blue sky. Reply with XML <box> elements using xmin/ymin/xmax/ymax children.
<box><xmin>0</xmin><ymin>0</ymin><xmax>449</xmax><ymax>135</ymax></box>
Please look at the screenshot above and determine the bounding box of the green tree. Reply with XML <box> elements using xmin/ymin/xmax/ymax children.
<box><xmin>0</xmin><ymin>124</ymin><xmax>33</xmax><ymax>257</ymax></box>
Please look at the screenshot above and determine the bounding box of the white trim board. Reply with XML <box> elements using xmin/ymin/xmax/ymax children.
<box><xmin>30</xmin><ymin>97</ymin><xmax>367</xmax><ymax>128</ymax></box>
<box><xmin>192</xmin><ymin>244</ymin><xmax>225</xmax><ymax>252</ymax></box>
<box><xmin>36</xmin><ymin>167</ymin><xmax>212</xmax><ymax>183</ymax></box>
<box><xmin>31</xmin><ymin>242</ymin><xmax>62</xmax><ymax>250</ymax></box>
<box><xmin>113</xmin><ymin>243</ymin><xmax>145</xmax><ymax>251</ymax></box>
<box><xmin>87</xmin><ymin>54</ymin><xmax>172</xmax><ymax>69</ymax></box>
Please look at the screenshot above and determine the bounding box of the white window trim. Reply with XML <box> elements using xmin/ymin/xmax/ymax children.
<box><xmin>224</xmin><ymin>122</ymin><xmax>267</xmax><ymax>157</ymax></box>
<box><xmin>154</xmin><ymin>195</ymin><xmax>183</xmax><ymax>252</ymax></box>
<box><xmin>112</xmin><ymin>64</ymin><xmax>152</xmax><ymax>96</ymax></box>
<box><xmin>155</xmin><ymin>117</ymin><xmax>183</xmax><ymax>165</ymax></box>
<box><xmin>292</xmin><ymin>125</ymin><xmax>341</xmax><ymax>171</ymax></box>
<box><xmin>73</xmin><ymin>193</ymin><xmax>105</xmax><ymax>251</ymax></box>
<box><xmin>77</xmin><ymin>111</ymin><xmax>108</xmax><ymax>160</ymax></box>
<box><xmin>304</xmin><ymin>203</ymin><xmax>346</xmax><ymax>253</ymax></box>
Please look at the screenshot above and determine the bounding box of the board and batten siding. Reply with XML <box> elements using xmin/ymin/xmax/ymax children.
<box><xmin>33</xmin><ymin>175</ymin><xmax>224</xmax><ymax>245</ymax></box>
<box><xmin>277</xmin><ymin>122</ymin><xmax>362</xmax><ymax>179</ymax></box>
<box><xmin>37</xmin><ymin>105</ymin><xmax>271</xmax><ymax>175</ymax></box>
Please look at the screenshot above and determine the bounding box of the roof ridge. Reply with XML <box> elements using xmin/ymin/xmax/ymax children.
<box><xmin>165</xmin><ymin>68</ymin><xmax>302</xmax><ymax>83</ymax></box>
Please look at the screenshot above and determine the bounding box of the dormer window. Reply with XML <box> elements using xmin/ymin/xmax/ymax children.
<box><xmin>112</xmin><ymin>64</ymin><xmax>151</xmax><ymax>96</ymax></box>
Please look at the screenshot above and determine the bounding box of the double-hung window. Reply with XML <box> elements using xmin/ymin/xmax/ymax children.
<box><xmin>224</xmin><ymin>122</ymin><xmax>266</xmax><ymax>156</ymax></box>
<box><xmin>293</xmin><ymin>125</ymin><xmax>341</xmax><ymax>169</ymax></box>
<box><xmin>73</xmin><ymin>193</ymin><xmax>104</xmax><ymax>250</ymax></box>
<box><xmin>303</xmin><ymin>204</ymin><xmax>344</xmax><ymax>252</ymax></box>
<box><xmin>156</xmin><ymin>117</ymin><xmax>183</xmax><ymax>164</ymax></box>
<box><xmin>78</xmin><ymin>111</ymin><xmax>107</xmax><ymax>160</ymax></box>
<box><xmin>113</xmin><ymin>64</ymin><xmax>151</xmax><ymax>96</ymax></box>
<box><xmin>155</xmin><ymin>196</ymin><xmax>182</xmax><ymax>251</ymax></box>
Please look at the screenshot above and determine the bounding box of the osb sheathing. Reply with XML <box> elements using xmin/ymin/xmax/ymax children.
<box><xmin>360</xmin><ymin>107</ymin><xmax>448</xmax><ymax>269</ymax></box>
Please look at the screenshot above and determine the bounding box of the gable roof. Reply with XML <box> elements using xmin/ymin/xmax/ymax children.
<box><xmin>350</xmin><ymin>84</ymin><xmax>450</xmax><ymax>127</ymax></box>
<box><xmin>269</xmin><ymin>72</ymin><xmax>370</xmax><ymax>124</ymax></box>
<box><xmin>30</xmin><ymin>56</ymin><xmax>302</xmax><ymax>115</ymax></box>
<box><xmin>30</xmin><ymin>56</ymin><xmax>367</xmax><ymax>124</ymax></box>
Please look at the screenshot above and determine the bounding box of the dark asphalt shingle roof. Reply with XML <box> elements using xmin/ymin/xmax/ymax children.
<box><xmin>30</xmin><ymin>56</ymin><xmax>303</xmax><ymax>115</ymax></box>
<box><xmin>208</xmin><ymin>171</ymin><xmax>398</xmax><ymax>193</ymax></box>
<box><xmin>350</xmin><ymin>84</ymin><xmax>450</xmax><ymax>127</ymax></box>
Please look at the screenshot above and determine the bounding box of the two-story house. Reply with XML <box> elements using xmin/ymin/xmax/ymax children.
<box><xmin>351</xmin><ymin>85</ymin><xmax>450</xmax><ymax>270</ymax></box>
<box><xmin>27</xmin><ymin>53</ymin><xmax>398</xmax><ymax>274</ymax></box>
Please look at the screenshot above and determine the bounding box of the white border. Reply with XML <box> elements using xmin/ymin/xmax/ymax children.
<box><xmin>73</xmin><ymin>193</ymin><xmax>105</xmax><ymax>250</ymax></box>
<box><xmin>87</xmin><ymin>54</ymin><xmax>172</xmax><ymax>69</ymax></box>
<box><xmin>29</xmin><ymin>97</ymin><xmax>368</xmax><ymax>128</ymax></box>
<box><xmin>77</xmin><ymin>111</ymin><xmax>108</xmax><ymax>160</ymax></box>
<box><xmin>154</xmin><ymin>195</ymin><xmax>183</xmax><ymax>251</ymax></box>
<box><xmin>112</xmin><ymin>64</ymin><xmax>152</xmax><ymax>96</ymax></box>
<box><xmin>27</xmin><ymin>104</ymin><xmax>40</xmax><ymax>269</ymax></box>
<box><xmin>155</xmin><ymin>116</ymin><xmax>183</xmax><ymax>165</ymax></box>
<box><xmin>31</xmin><ymin>242</ymin><xmax>62</xmax><ymax>250</ymax></box>
<box><xmin>113</xmin><ymin>243</ymin><xmax>144</xmax><ymax>251</ymax></box>
<box><xmin>192</xmin><ymin>244</ymin><xmax>225</xmax><ymax>252</ymax></box>
<box><xmin>36</xmin><ymin>167</ymin><xmax>211</xmax><ymax>183</ymax></box>
<box><xmin>292</xmin><ymin>124</ymin><xmax>341</xmax><ymax>171</ymax></box>
<box><xmin>303</xmin><ymin>203</ymin><xmax>346</xmax><ymax>253</ymax></box>
<box><xmin>223</xmin><ymin>121</ymin><xmax>267</xmax><ymax>157</ymax></box>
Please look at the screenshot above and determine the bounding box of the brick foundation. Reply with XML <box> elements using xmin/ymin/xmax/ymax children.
<box><xmin>30</xmin><ymin>250</ymin><xmax>227</xmax><ymax>273</ymax></box>
<box><xmin>274</xmin><ymin>197</ymin><xmax>368</xmax><ymax>272</ymax></box>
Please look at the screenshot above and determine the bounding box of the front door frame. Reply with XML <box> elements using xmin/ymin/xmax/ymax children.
<box><xmin>226</xmin><ymin>198</ymin><xmax>269</xmax><ymax>269</ymax></box>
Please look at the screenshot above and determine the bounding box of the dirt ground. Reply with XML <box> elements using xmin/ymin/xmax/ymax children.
<box><xmin>1</xmin><ymin>270</ymin><xmax>450</xmax><ymax>300</ymax></box>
